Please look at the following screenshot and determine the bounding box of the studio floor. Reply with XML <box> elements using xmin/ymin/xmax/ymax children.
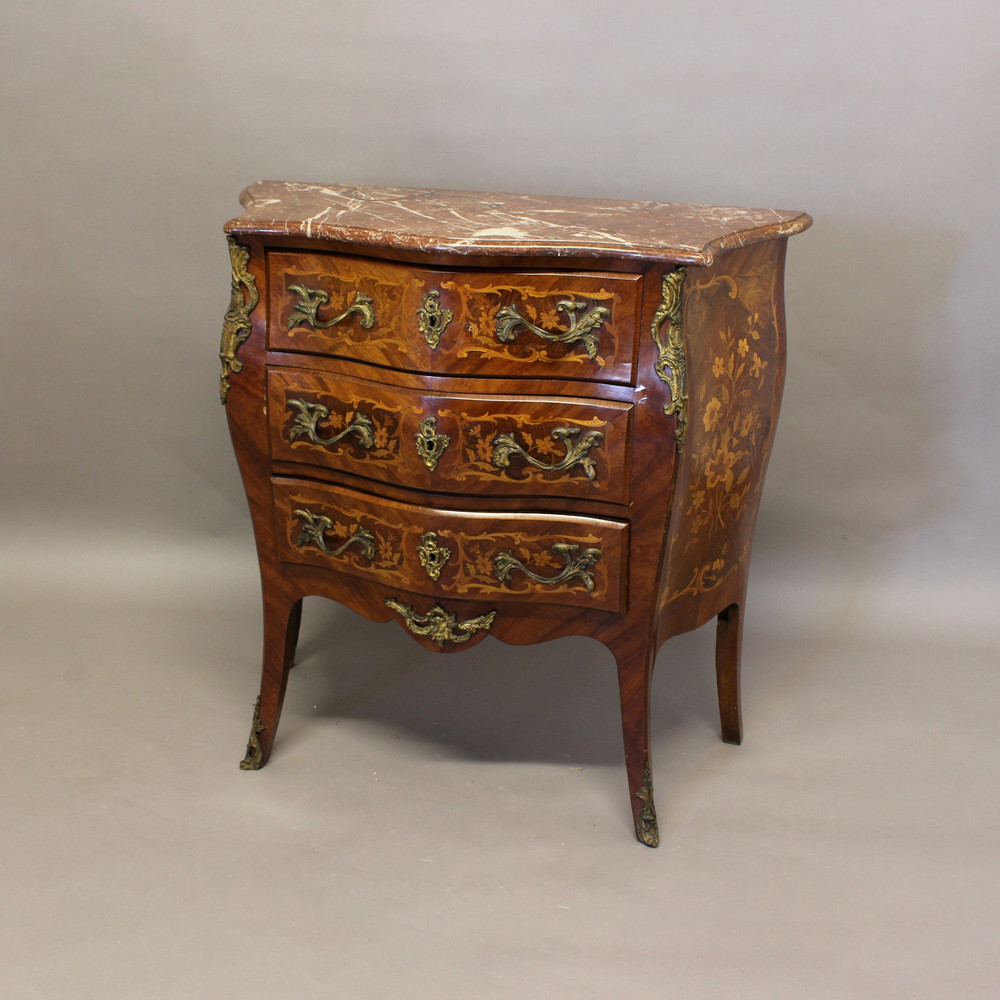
<box><xmin>2</xmin><ymin>533</ymin><xmax>996</xmax><ymax>999</ymax></box>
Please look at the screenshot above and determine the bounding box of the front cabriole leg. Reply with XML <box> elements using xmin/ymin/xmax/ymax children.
<box><xmin>240</xmin><ymin>594</ymin><xmax>302</xmax><ymax>769</ymax></box>
<box><xmin>608</xmin><ymin>632</ymin><xmax>659</xmax><ymax>846</ymax></box>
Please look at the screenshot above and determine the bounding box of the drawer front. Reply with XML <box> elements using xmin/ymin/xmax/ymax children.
<box><xmin>272</xmin><ymin>478</ymin><xmax>628</xmax><ymax>612</ymax></box>
<box><xmin>267</xmin><ymin>367</ymin><xmax>632</xmax><ymax>503</ymax></box>
<box><xmin>266</xmin><ymin>251</ymin><xmax>641</xmax><ymax>384</ymax></box>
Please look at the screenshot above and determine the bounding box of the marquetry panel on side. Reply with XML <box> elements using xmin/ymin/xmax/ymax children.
<box><xmin>658</xmin><ymin>239</ymin><xmax>788</xmax><ymax>618</ymax></box>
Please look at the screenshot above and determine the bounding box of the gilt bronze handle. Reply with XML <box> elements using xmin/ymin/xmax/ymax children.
<box><xmin>493</xmin><ymin>542</ymin><xmax>602</xmax><ymax>592</ymax></box>
<box><xmin>293</xmin><ymin>508</ymin><xmax>376</xmax><ymax>560</ymax></box>
<box><xmin>286</xmin><ymin>399</ymin><xmax>375</xmax><ymax>449</ymax></box>
<box><xmin>384</xmin><ymin>597</ymin><xmax>496</xmax><ymax>650</ymax></box>
<box><xmin>495</xmin><ymin>299</ymin><xmax>609</xmax><ymax>360</ymax></box>
<box><xmin>492</xmin><ymin>426</ymin><xmax>603</xmax><ymax>481</ymax></box>
<box><xmin>287</xmin><ymin>285</ymin><xmax>376</xmax><ymax>331</ymax></box>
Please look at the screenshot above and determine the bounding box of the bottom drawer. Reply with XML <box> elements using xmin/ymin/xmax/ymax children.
<box><xmin>272</xmin><ymin>478</ymin><xmax>628</xmax><ymax>612</ymax></box>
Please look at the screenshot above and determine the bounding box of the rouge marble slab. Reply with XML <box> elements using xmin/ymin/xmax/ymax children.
<box><xmin>226</xmin><ymin>181</ymin><xmax>812</xmax><ymax>265</ymax></box>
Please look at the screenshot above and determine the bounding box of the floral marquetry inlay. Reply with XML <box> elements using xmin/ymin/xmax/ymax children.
<box><xmin>450</xmin><ymin>282</ymin><xmax>620</xmax><ymax>369</ymax></box>
<box><xmin>662</xmin><ymin>242</ymin><xmax>783</xmax><ymax>604</ymax></box>
<box><xmin>273</xmin><ymin>481</ymin><xmax>626</xmax><ymax>612</ymax></box>
<box><xmin>268</xmin><ymin>250</ymin><xmax>639</xmax><ymax>382</ymax></box>
<box><xmin>274</xmin><ymin>379</ymin><xmax>403</xmax><ymax>467</ymax></box>
<box><xmin>450</xmin><ymin>409</ymin><xmax>611</xmax><ymax>490</ymax></box>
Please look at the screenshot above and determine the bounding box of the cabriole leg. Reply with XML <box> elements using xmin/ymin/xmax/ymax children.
<box><xmin>611</xmin><ymin>637</ymin><xmax>659</xmax><ymax>847</ymax></box>
<box><xmin>715</xmin><ymin>600</ymin><xmax>744</xmax><ymax>745</ymax></box>
<box><xmin>240</xmin><ymin>594</ymin><xmax>303</xmax><ymax>769</ymax></box>
<box><xmin>286</xmin><ymin>597</ymin><xmax>303</xmax><ymax>667</ymax></box>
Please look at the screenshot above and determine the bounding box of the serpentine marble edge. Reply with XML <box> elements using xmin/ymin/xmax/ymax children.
<box><xmin>226</xmin><ymin>181</ymin><xmax>811</xmax><ymax>265</ymax></box>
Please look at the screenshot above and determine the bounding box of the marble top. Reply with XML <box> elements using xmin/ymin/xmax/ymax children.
<box><xmin>226</xmin><ymin>181</ymin><xmax>811</xmax><ymax>265</ymax></box>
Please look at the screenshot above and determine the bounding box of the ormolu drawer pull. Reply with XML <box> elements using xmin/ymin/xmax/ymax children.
<box><xmin>495</xmin><ymin>299</ymin><xmax>610</xmax><ymax>360</ymax></box>
<box><xmin>293</xmin><ymin>508</ymin><xmax>376</xmax><ymax>560</ymax></box>
<box><xmin>492</xmin><ymin>426</ymin><xmax>603</xmax><ymax>481</ymax></box>
<box><xmin>414</xmin><ymin>416</ymin><xmax>450</xmax><ymax>471</ymax></box>
<box><xmin>416</xmin><ymin>290</ymin><xmax>453</xmax><ymax>348</ymax></box>
<box><xmin>286</xmin><ymin>399</ymin><xmax>375</xmax><ymax>449</ymax></box>
<box><xmin>287</xmin><ymin>285</ymin><xmax>376</xmax><ymax>330</ymax></box>
<box><xmin>384</xmin><ymin>597</ymin><xmax>496</xmax><ymax>650</ymax></box>
<box><xmin>493</xmin><ymin>542</ymin><xmax>602</xmax><ymax>592</ymax></box>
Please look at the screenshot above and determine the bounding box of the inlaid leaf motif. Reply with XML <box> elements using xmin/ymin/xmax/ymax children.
<box><xmin>521</xmin><ymin>300</ymin><xmax>540</xmax><ymax>323</ymax></box>
<box><xmin>463</xmin><ymin>424</ymin><xmax>482</xmax><ymax>463</ymax></box>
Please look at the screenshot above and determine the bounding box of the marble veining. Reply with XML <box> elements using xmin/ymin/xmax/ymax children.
<box><xmin>226</xmin><ymin>182</ymin><xmax>811</xmax><ymax>265</ymax></box>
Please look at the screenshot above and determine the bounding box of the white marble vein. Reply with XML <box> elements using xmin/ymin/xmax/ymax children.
<box><xmin>229</xmin><ymin>182</ymin><xmax>811</xmax><ymax>264</ymax></box>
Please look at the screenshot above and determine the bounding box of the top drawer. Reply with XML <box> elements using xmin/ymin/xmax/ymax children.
<box><xmin>266</xmin><ymin>251</ymin><xmax>642</xmax><ymax>384</ymax></box>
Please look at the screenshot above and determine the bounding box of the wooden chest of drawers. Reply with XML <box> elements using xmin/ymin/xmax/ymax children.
<box><xmin>219</xmin><ymin>182</ymin><xmax>811</xmax><ymax>845</ymax></box>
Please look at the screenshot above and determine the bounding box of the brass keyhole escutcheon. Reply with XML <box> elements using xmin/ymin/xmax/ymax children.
<box><xmin>414</xmin><ymin>416</ymin><xmax>450</xmax><ymax>471</ymax></box>
<box><xmin>417</xmin><ymin>290</ymin><xmax>453</xmax><ymax>348</ymax></box>
<box><xmin>417</xmin><ymin>531</ymin><xmax>451</xmax><ymax>581</ymax></box>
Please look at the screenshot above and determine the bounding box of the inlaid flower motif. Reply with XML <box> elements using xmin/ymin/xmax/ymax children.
<box><xmin>739</xmin><ymin>410</ymin><xmax>762</xmax><ymax>443</ymax></box>
<box><xmin>703</xmin><ymin>397</ymin><xmax>724</xmax><ymax>433</ymax></box>
<box><xmin>539</xmin><ymin>306</ymin><xmax>562</xmax><ymax>328</ymax></box>
<box><xmin>704</xmin><ymin>437</ymin><xmax>745</xmax><ymax>492</ymax></box>
<box><xmin>468</xmin><ymin>549</ymin><xmax>496</xmax><ymax>581</ymax></box>
<box><xmin>665</xmin><ymin>261</ymin><xmax>780</xmax><ymax>602</ymax></box>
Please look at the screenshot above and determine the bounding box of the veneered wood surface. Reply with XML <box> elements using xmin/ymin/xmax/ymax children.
<box><xmin>272</xmin><ymin>477</ymin><xmax>628</xmax><ymax>613</ymax></box>
<box><xmin>268</xmin><ymin>250</ymin><xmax>642</xmax><ymax>383</ymax></box>
<box><xmin>267</xmin><ymin>366</ymin><xmax>634</xmax><ymax>503</ymax></box>
<box><xmin>657</xmin><ymin>239</ymin><xmax>789</xmax><ymax>640</ymax></box>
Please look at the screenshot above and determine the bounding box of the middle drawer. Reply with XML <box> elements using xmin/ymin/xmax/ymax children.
<box><xmin>267</xmin><ymin>367</ymin><xmax>633</xmax><ymax>504</ymax></box>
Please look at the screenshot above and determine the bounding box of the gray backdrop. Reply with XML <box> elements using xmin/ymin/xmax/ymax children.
<box><xmin>2</xmin><ymin>2</ymin><xmax>997</xmax><ymax>997</ymax></box>
<box><xmin>4</xmin><ymin>1</ymin><xmax>997</xmax><ymax>608</ymax></box>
